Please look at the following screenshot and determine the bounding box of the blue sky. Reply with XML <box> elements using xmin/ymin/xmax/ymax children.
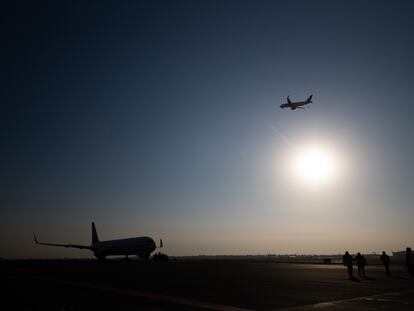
<box><xmin>1</xmin><ymin>0</ymin><xmax>414</xmax><ymax>257</ymax></box>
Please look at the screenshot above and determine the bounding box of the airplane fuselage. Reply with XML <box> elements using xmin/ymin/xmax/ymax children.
<box><xmin>280</xmin><ymin>101</ymin><xmax>309</xmax><ymax>110</ymax></box>
<box><xmin>92</xmin><ymin>236</ymin><xmax>156</xmax><ymax>259</ymax></box>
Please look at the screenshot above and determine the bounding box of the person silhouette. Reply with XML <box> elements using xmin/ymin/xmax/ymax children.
<box><xmin>407</xmin><ymin>247</ymin><xmax>413</xmax><ymax>275</ymax></box>
<box><xmin>355</xmin><ymin>252</ymin><xmax>367</xmax><ymax>277</ymax></box>
<box><xmin>380</xmin><ymin>251</ymin><xmax>390</xmax><ymax>276</ymax></box>
<box><xmin>343</xmin><ymin>251</ymin><xmax>354</xmax><ymax>278</ymax></box>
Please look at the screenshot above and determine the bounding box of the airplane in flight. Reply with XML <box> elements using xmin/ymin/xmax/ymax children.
<box><xmin>280</xmin><ymin>95</ymin><xmax>313</xmax><ymax>110</ymax></box>
<box><xmin>34</xmin><ymin>222</ymin><xmax>162</xmax><ymax>261</ymax></box>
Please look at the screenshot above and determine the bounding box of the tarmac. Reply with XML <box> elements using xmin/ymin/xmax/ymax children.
<box><xmin>2</xmin><ymin>259</ymin><xmax>414</xmax><ymax>310</ymax></box>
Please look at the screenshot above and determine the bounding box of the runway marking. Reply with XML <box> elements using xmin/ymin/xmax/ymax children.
<box><xmin>5</xmin><ymin>270</ymin><xmax>254</xmax><ymax>311</ymax></box>
<box><xmin>272</xmin><ymin>288</ymin><xmax>414</xmax><ymax>310</ymax></box>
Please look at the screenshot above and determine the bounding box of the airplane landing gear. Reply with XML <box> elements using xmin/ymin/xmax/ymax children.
<box><xmin>97</xmin><ymin>255</ymin><xmax>106</xmax><ymax>262</ymax></box>
<box><xmin>152</xmin><ymin>252</ymin><xmax>168</xmax><ymax>262</ymax></box>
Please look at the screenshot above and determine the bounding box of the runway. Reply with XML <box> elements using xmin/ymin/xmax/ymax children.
<box><xmin>2</xmin><ymin>259</ymin><xmax>414</xmax><ymax>310</ymax></box>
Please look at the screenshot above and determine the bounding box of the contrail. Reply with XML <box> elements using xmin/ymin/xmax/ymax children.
<box><xmin>267</xmin><ymin>123</ymin><xmax>297</xmax><ymax>150</ymax></box>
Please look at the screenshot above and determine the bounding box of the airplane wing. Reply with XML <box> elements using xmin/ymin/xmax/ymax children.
<box><xmin>33</xmin><ymin>233</ymin><xmax>92</xmax><ymax>250</ymax></box>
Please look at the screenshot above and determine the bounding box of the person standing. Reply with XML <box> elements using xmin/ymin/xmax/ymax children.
<box><xmin>355</xmin><ymin>252</ymin><xmax>367</xmax><ymax>277</ymax></box>
<box><xmin>407</xmin><ymin>247</ymin><xmax>413</xmax><ymax>275</ymax></box>
<box><xmin>380</xmin><ymin>251</ymin><xmax>390</xmax><ymax>276</ymax></box>
<box><xmin>343</xmin><ymin>251</ymin><xmax>354</xmax><ymax>278</ymax></box>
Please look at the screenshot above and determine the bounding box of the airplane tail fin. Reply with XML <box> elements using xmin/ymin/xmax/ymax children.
<box><xmin>306</xmin><ymin>95</ymin><xmax>313</xmax><ymax>103</ymax></box>
<box><xmin>92</xmin><ymin>222</ymin><xmax>99</xmax><ymax>244</ymax></box>
<box><xmin>287</xmin><ymin>96</ymin><xmax>292</xmax><ymax>104</ymax></box>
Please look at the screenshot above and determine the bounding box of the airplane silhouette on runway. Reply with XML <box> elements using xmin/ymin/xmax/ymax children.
<box><xmin>34</xmin><ymin>222</ymin><xmax>162</xmax><ymax>261</ymax></box>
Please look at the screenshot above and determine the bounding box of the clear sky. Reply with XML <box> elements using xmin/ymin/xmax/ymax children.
<box><xmin>1</xmin><ymin>0</ymin><xmax>414</xmax><ymax>258</ymax></box>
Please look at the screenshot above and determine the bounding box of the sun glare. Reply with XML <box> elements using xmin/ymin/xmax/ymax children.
<box><xmin>293</xmin><ymin>146</ymin><xmax>336</xmax><ymax>184</ymax></box>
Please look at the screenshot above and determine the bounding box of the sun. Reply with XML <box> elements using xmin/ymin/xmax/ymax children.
<box><xmin>293</xmin><ymin>146</ymin><xmax>336</xmax><ymax>184</ymax></box>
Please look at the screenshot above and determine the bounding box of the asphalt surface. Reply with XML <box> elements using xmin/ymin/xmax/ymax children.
<box><xmin>2</xmin><ymin>259</ymin><xmax>414</xmax><ymax>310</ymax></box>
